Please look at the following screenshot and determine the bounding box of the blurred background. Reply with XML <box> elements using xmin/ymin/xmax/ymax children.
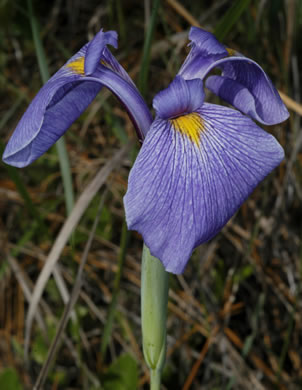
<box><xmin>0</xmin><ymin>0</ymin><xmax>301</xmax><ymax>389</ymax></box>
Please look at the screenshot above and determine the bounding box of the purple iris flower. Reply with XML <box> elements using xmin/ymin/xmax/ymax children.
<box><xmin>3</xmin><ymin>27</ymin><xmax>289</xmax><ymax>274</ymax></box>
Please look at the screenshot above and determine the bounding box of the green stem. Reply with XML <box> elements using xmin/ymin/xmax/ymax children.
<box><xmin>141</xmin><ymin>244</ymin><xmax>169</xmax><ymax>389</ymax></box>
<box><xmin>150</xmin><ymin>369</ymin><xmax>161</xmax><ymax>390</ymax></box>
<box><xmin>55</xmin><ymin>137</ymin><xmax>74</xmax><ymax>215</ymax></box>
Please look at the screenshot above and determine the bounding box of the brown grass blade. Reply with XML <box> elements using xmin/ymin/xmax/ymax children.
<box><xmin>24</xmin><ymin>142</ymin><xmax>132</xmax><ymax>358</ymax></box>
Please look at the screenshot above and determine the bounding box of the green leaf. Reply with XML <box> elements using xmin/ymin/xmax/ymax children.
<box><xmin>102</xmin><ymin>354</ymin><xmax>138</xmax><ymax>390</ymax></box>
<box><xmin>0</xmin><ymin>368</ymin><xmax>23</xmax><ymax>390</ymax></box>
<box><xmin>233</xmin><ymin>264</ymin><xmax>254</xmax><ymax>284</ymax></box>
<box><xmin>214</xmin><ymin>0</ymin><xmax>252</xmax><ymax>41</ymax></box>
<box><xmin>138</xmin><ymin>0</ymin><xmax>161</xmax><ymax>97</ymax></box>
<box><xmin>31</xmin><ymin>320</ymin><xmax>56</xmax><ymax>364</ymax></box>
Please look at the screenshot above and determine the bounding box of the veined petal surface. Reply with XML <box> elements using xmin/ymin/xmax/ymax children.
<box><xmin>2</xmin><ymin>46</ymin><xmax>100</xmax><ymax>167</ymax></box>
<box><xmin>124</xmin><ymin>103</ymin><xmax>284</xmax><ymax>274</ymax></box>
<box><xmin>205</xmin><ymin>56</ymin><xmax>289</xmax><ymax>125</ymax></box>
<box><xmin>3</xmin><ymin>29</ymin><xmax>149</xmax><ymax>167</ymax></box>
<box><xmin>178</xmin><ymin>27</ymin><xmax>289</xmax><ymax>125</ymax></box>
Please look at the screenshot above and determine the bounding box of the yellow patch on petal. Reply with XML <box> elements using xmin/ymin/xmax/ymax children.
<box><xmin>171</xmin><ymin>113</ymin><xmax>204</xmax><ymax>145</ymax></box>
<box><xmin>66</xmin><ymin>56</ymin><xmax>85</xmax><ymax>75</ymax></box>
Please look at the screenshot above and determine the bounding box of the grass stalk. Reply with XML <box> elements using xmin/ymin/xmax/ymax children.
<box><xmin>138</xmin><ymin>0</ymin><xmax>161</xmax><ymax>97</ymax></box>
<box><xmin>214</xmin><ymin>0</ymin><xmax>252</xmax><ymax>40</ymax></box>
<box><xmin>27</xmin><ymin>0</ymin><xmax>74</xmax><ymax>215</ymax></box>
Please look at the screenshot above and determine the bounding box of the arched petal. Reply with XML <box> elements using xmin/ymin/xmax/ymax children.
<box><xmin>205</xmin><ymin>57</ymin><xmax>289</xmax><ymax>125</ymax></box>
<box><xmin>92</xmin><ymin>67</ymin><xmax>153</xmax><ymax>139</ymax></box>
<box><xmin>2</xmin><ymin>55</ymin><xmax>100</xmax><ymax>167</ymax></box>
<box><xmin>178</xmin><ymin>27</ymin><xmax>228</xmax><ymax>80</ymax></box>
<box><xmin>124</xmin><ymin>103</ymin><xmax>284</xmax><ymax>274</ymax></box>
<box><xmin>153</xmin><ymin>76</ymin><xmax>205</xmax><ymax>119</ymax></box>
<box><xmin>177</xmin><ymin>27</ymin><xmax>289</xmax><ymax>125</ymax></box>
<box><xmin>101</xmin><ymin>47</ymin><xmax>137</xmax><ymax>87</ymax></box>
<box><xmin>3</xmin><ymin>28</ymin><xmax>151</xmax><ymax>167</ymax></box>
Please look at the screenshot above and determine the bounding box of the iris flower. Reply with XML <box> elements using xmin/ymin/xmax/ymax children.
<box><xmin>3</xmin><ymin>27</ymin><xmax>288</xmax><ymax>274</ymax></box>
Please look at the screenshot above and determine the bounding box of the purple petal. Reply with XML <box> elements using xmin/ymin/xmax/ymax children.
<box><xmin>124</xmin><ymin>103</ymin><xmax>284</xmax><ymax>274</ymax></box>
<box><xmin>205</xmin><ymin>57</ymin><xmax>289</xmax><ymax>125</ymax></box>
<box><xmin>101</xmin><ymin>47</ymin><xmax>137</xmax><ymax>87</ymax></box>
<box><xmin>178</xmin><ymin>27</ymin><xmax>228</xmax><ymax>80</ymax></box>
<box><xmin>92</xmin><ymin>67</ymin><xmax>153</xmax><ymax>139</ymax></box>
<box><xmin>2</xmin><ymin>46</ymin><xmax>102</xmax><ymax>167</ymax></box>
<box><xmin>84</xmin><ymin>29</ymin><xmax>118</xmax><ymax>75</ymax></box>
<box><xmin>153</xmin><ymin>76</ymin><xmax>205</xmax><ymax>119</ymax></box>
<box><xmin>3</xmin><ymin>29</ymin><xmax>152</xmax><ymax>167</ymax></box>
<box><xmin>177</xmin><ymin>27</ymin><xmax>288</xmax><ymax>125</ymax></box>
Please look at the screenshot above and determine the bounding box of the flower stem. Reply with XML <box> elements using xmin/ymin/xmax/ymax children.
<box><xmin>141</xmin><ymin>244</ymin><xmax>169</xmax><ymax>390</ymax></box>
<box><xmin>150</xmin><ymin>369</ymin><xmax>161</xmax><ymax>390</ymax></box>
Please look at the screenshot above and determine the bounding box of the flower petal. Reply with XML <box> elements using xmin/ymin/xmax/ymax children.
<box><xmin>177</xmin><ymin>27</ymin><xmax>289</xmax><ymax>125</ymax></box>
<box><xmin>3</xmin><ymin>29</ymin><xmax>152</xmax><ymax>167</ymax></box>
<box><xmin>2</xmin><ymin>50</ymin><xmax>100</xmax><ymax>167</ymax></box>
<box><xmin>153</xmin><ymin>76</ymin><xmax>205</xmax><ymax>119</ymax></box>
<box><xmin>205</xmin><ymin>57</ymin><xmax>289</xmax><ymax>125</ymax></box>
<box><xmin>101</xmin><ymin>47</ymin><xmax>137</xmax><ymax>87</ymax></box>
<box><xmin>93</xmin><ymin>66</ymin><xmax>153</xmax><ymax>139</ymax></box>
<box><xmin>124</xmin><ymin>103</ymin><xmax>284</xmax><ymax>274</ymax></box>
<box><xmin>84</xmin><ymin>29</ymin><xmax>118</xmax><ymax>75</ymax></box>
<box><xmin>178</xmin><ymin>27</ymin><xmax>228</xmax><ymax>80</ymax></box>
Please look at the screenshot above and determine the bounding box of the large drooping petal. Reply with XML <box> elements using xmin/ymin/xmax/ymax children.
<box><xmin>178</xmin><ymin>27</ymin><xmax>228</xmax><ymax>80</ymax></box>
<box><xmin>124</xmin><ymin>101</ymin><xmax>284</xmax><ymax>274</ymax></box>
<box><xmin>2</xmin><ymin>31</ymin><xmax>113</xmax><ymax>167</ymax></box>
<box><xmin>3</xmin><ymin>29</ymin><xmax>151</xmax><ymax>167</ymax></box>
<box><xmin>178</xmin><ymin>27</ymin><xmax>289</xmax><ymax>125</ymax></box>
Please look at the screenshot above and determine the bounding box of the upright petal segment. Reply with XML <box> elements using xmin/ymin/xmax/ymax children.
<box><xmin>153</xmin><ymin>76</ymin><xmax>205</xmax><ymax>119</ymax></box>
<box><xmin>178</xmin><ymin>27</ymin><xmax>289</xmax><ymax>125</ymax></box>
<box><xmin>84</xmin><ymin>29</ymin><xmax>118</xmax><ymax>75</ymax></box>
<box><xmin>178</xmin><ymin>27</ymin><xmax>228</xmax><ymax>80</ymax></box>
<box><xmin>124</xmin><ymin>102</ymin><xmax>284</xmax><ymax>274</ymax></box>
